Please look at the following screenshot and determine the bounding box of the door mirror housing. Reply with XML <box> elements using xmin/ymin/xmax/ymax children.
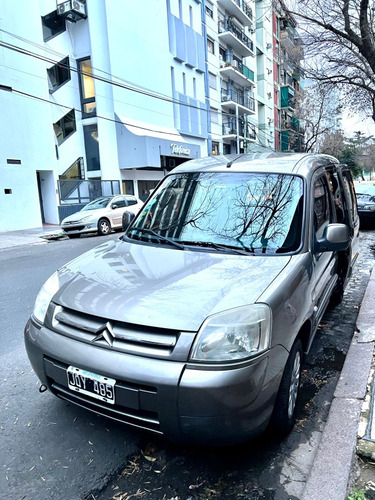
<box><xmin>316</xmin><ymin>223</ymin><xmax>350</xmax><ymax>252</ymax></box>
<box><xmin>122</xmin><ymin>211</ymin><xmax>135</xmax><ymax>231</ymax></box>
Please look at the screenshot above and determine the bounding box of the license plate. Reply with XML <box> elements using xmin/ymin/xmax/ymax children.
<box><xmin>67</xmin><ymin>366</ymin><xmax>116</xmax><ymax>405</ymax></box>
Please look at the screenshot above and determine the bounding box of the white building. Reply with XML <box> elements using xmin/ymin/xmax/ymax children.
<box><xmin>1</xmin><ymin>0</ymin><xmax>300</xmax><ymax>232</ymax></box>
<box><xmin>0</xmin><ymin>0</ymin><xmax>207</xmax><ymax>231</ymax></box>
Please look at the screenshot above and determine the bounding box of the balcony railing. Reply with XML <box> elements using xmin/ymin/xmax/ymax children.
<box><xmin>221</xmin><ymin>88</ymin><xmax>255</xmax><ymax>111</ymax></box>
<box><xmin>218</xmin><ymin>18</ymin><xmax>254</xmax><ymax>53</ymax></box>
<box><xmin>221</xmin><ymin>59</ymin><xmax>255</xmax><ymax>82</ymax></box>
<box><xmin>222</xmin><ymin>118</ymin><xmax>256</xmax><ymax>140</ymax></box>
<box><xmin>233</xmin><ymin>0</ymin><xmax>253</xmax><ymax>20</ymax></box>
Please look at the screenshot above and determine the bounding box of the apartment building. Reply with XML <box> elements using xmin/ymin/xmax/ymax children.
<box><xmin>0</xmin><ymin>0</ymin><xmax>304</xmax><ymax>232</ymax></box>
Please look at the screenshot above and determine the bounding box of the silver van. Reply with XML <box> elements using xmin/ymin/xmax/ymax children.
<box><xmin>24</xmin><ymin>153</ymin><xmax>359</xmax><ymax>444</ymax></box>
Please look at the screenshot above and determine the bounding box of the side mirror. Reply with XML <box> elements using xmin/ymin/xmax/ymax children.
<box><xmin>316</xmin><ymin>223</ymin><xmax>349</xmax><ymax>252</ymax></box>
<box><xmin>112</xmin><ymin>204</ymin><xmax>118</xmax><ymax>210</ymax></box>
<box><xmin>122</xmin><ymin>211</ymin><xmax>135</xmax><ymax>231</ymax></box>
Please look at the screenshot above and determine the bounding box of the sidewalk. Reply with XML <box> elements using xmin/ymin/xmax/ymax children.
<box><xmin>302</xmin><ymin>265</ymin><xmax>375</xmax><ymax>499</ymax></box>
<box><xmin>1</xmin><ymin>226</ymin><xmax>375</xmax><ymax>498</ymax></box>
<box><xmin>0</xmin><ymin>224</ymin><xmax>64</xmax><ymax>250</ymax></box>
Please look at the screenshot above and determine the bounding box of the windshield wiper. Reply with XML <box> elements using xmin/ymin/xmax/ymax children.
<box><xmin>181</xmin><ymin>241</ymin><xmax>254</xmax><ymax>255</ymax></box>
<box><xmin>128</xmin><ymin>227</ymin><xmax>185</xmax><ymax>250</ymax></box>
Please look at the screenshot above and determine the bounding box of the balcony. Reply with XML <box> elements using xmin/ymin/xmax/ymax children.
<box><xmin>217</xmin><ymin>0</ymin><xmax>253</xmax><ymax>27</ymax></box>
<box><xmin>221</xmin><ymin>88</ymin><xmax>256</xmax><ymax>114</ymax></box>
<box><xmin>280</xmin><ymin>86</ymin><xmax>295</xmax><ymax>110</ymax></box>
<box><xmin>218</xmin><ymin>18</ymin><xmax>254</xmax><ymax>57</ymax></box>
<box><xmin>220</xmin><ymin>59</ymin><xmax>255</xmax><ymax>86</ymax></box>
<box><xmin>222</xmin><ymin>118</ymin><xmax>256</xmax><ymax>140</ymax></box>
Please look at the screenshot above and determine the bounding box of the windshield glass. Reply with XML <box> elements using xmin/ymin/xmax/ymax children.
<box><xmin>81</xmin><ymin>197</ymin><xmax>112</xmax><ymax>211</ymax></box>
<box><xmin>127</xmin><ymin>172</ymin><xmax>304</xmax><ymax>254</ymax></box>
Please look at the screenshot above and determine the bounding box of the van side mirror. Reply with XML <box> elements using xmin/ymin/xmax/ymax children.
<box><xmin>122</xmin><ymin>211</ymin><xmax>135</xmax><ymax>231</ymax></box>
<box><xmin>316</xmin><ymin>223</ymin><xmax>349</xmax><ymax>252</ymax></box>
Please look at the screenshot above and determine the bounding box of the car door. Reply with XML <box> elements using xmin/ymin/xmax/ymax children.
<box><xmin>310</xmin><ymin>171</ymin><xmax>338</xmax><ymax>332</ymax></box>
<box><xmin>109</xmin><ymin>196</ymin><xmax>126</xmax><ymax>228</ymax></box>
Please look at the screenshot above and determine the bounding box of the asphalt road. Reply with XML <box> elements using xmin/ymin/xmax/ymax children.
<box><xmin>1</xmin><ymin>230</ymin><xmax>374</xmax><ymax>500</ymax></box>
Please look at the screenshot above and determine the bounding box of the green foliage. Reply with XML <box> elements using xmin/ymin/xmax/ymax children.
<box><xmin>338</xmin><ymin>143</ymin><xmax>363</xmax><ymax>179</ymax></box>
<box><xmin>347</xmin><ymin>488</ymin><xmax>366</xmax><ymax>500</ymax></box>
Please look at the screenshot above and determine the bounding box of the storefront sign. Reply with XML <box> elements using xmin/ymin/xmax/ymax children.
<box><xmin>170</xmin><ymin>143</ymin><xmax>191</xmax><ymax>156</ymax></box>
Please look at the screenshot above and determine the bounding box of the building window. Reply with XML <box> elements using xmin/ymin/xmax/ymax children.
<box><xmin>122</xmin><ymin>180</ymin><xmax>135</xmax><ymax>195</ymax></box>
<box><xmin>206</xmin><ymin>1</ymin><xmax>214</xmax><ymax>18</ymax></box>
<box><xmin>42</xmin><ymin>11</ymin><xmax>66</xmax><ymax>42</ymax></box>
<box><xmin>83</xmin><ymin>124</ymin><xmax>101</xmax><ymax>171</ymax></box>
<box><xmin>182</xmin><ymin>72</ymin><xmax>186</xmax><ymax>94</ymax></box>
<box><xmin>78</xmin><ymin>57</ymin><xmax>96</xmax><ymax>117</ymax></box>
<box><xmin>59</xmin><ymin>158</ymin><xmax>84</xmax><ymax>180</ymax></box>
<box><xmin>193</xmin><ymin>77</ymin><xmax>197</xmax><ymax>99</ymax></box>
<box><xmin>179</xmin><ymin>0</ymin><xmax>183</xmax><ymax>19</ymax></box>
<box><xmin>47</xmin><ymin>56</ymin><xmax>70</xmax><ymax>93</ymax></box>
<box><xmin>209</xmin><ymin>72</ymin><xmax>216</xmax><ymax>89</ymax></box>
<box><xmin>53</xmin><ymin>110</ymin><xmax>76</xmax><ymax>146</ymax></box>
<box><xmin>189</xmin><ymin>6</ymin><xmax>193</xmax><ymax>27</ymax></box>
<box><xmin>212</xmin><ymin>142</ymin><xmax>219</xmax><ymax>155</ymax></box>
<box><xmin>207</xmin><ymin>37</ymin><xmax>215</xmax><ymax>54</ymax></box>
<box><xmin>210</xmin><ymin>108</ymin><xmax>219</xmax><ymax>124</ymax></box>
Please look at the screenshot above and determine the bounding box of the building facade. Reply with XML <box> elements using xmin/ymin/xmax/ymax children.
<box><xmin>0</xmin><ymin>0</ymin><xmax>304</xmax><ymax>232</ymax></box>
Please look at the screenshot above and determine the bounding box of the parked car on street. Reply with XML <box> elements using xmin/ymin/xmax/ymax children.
<box><xmin>354</xmin><ymin>182</ymin><xmax>375</xmax><ymax>226</ymax></box>
<box><xmin>60</xmin><ymin>195</ymin><xmax>143</xmax><ymax>238</ymax></box>
<box><xmin>25</xmin><ymin>153</ymin><xmax>359</xmax><ymax>444</ymax></box>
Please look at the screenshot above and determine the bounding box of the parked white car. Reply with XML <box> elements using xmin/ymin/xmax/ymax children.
<box><xmin>61</xmin><ymin>195</ymin><xmax>143</xmax><ymax>238</ymax></box>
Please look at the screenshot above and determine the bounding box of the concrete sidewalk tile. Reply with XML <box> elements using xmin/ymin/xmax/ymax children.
<box><xmin>334</xmin><ymin>341</ymin><xmax>374</xmax><ymax>399</ymax></box>
<box><xmin>302</xmin><ymin>397</ymin><xmax>363</xmax><ymax>500</ymax></box>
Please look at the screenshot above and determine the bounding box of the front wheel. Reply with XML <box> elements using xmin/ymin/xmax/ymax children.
<box><xmin>270</xmin><ymin>338</ymin><xmax>302</xmax><ymax>436</ymax></box>
<box><xmin>98</xmin><ymin>218</ymin><xmax>111</xmax><ymax>236</ymax></box>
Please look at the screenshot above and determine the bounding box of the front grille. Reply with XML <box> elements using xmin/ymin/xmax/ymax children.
<box><xmin>45</xmin><ymin>357</ymin><xmax>162</xmax><ymax>433</ymax></box>
<box><xmin>63</xmin><ymin>225</ymin><xmax>85</xmax><ymax>232</ymax></box>
<box><xmin>48</xmin><ymin>304</ymin><xmax>193</xmax><ymax>361</ymax></box>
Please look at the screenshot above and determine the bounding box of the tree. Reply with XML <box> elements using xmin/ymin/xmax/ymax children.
<box><xmin>298</xmin><ymin>83</ymin><xmax>342</xmax><ymax>152</ymax></box>
<box><xmin>290</xmin><ymin>0</ymin><xmax>375</xmax><ymax>122</ymax></box>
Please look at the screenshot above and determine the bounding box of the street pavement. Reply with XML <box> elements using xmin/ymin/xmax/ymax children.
<box><xmin>1</xmin><ymin>224</ymin><xmax>375</xmax><ymax>499</ymax></box>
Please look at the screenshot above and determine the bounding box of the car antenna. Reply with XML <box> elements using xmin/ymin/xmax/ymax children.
<box><xmin>226</xmin><ymin>153</ymin><xmax>244</xmax><ymax>168</ymax></box>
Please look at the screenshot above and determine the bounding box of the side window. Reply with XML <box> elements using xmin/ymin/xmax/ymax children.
<box><xmin>112</xmin><ymin>198</ymin><xmax>125</xmax><ymax>209</ymax></box>
<box><xmin>126</xmin><ymin>197</ymin><xmax>138</xmax><ymax>206</ymax></box>
<box><xmin>342</xmin><ymin>172</ymin><xmax>358</xmax><ymax>223</ymax></box>
<box><xmin>313</xmin><ymin>176</ymin><xmax>332</xmax><ymax>240</ymax></box>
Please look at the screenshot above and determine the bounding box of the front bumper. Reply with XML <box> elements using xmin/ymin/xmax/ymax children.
<box><xmin>61</xmin><ymin>222</ymin><xmax>98</xmax><ymax>236</ymax></box>
<box><xmin>24</xmin><ymin>318</ymin><xmax>288</xmax><ymax>444</ymax></box>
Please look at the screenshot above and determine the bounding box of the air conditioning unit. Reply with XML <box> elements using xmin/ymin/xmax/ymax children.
<box><xmin>57</xmin><ymin>0</ymin><xmax>87</xmax><ymax>22</ymax></box>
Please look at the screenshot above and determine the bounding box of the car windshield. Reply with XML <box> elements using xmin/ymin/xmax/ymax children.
<box><xmin>81</xmin><ymin>197</ymin><xmax>112</xmax><ymax>211</ymax></box>
<box><xmin>127</xmin><ymin>172</ymin><xmax>304</xmax><ymax>255</ymax></box>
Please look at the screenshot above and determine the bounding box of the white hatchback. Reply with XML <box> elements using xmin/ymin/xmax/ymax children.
<box><xmin>61</xmin><ymin>195</ymin><xmax>143</xmax><ymax>238</ymax></box>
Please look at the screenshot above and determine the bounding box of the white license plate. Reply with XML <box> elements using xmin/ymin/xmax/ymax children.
<box><xmin>67</xmin><ymin>366</ymin><xmax>116</xmax><ymax>405</ymax></box>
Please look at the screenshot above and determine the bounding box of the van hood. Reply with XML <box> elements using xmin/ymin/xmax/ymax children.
<box><xmin>53</xmin><ymin>239</ymin><xmax>290</xmax><ymax>331</ymax></box>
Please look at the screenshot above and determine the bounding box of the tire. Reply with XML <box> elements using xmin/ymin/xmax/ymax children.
<box><xmin>98</xmin><ymin>218</ymin><xmax>111</xmax><ymax>236</ymax></box>
<box><xmin>67</xmin><ymin>234</ymin><xmax>80</xmax><ymax>239</ymax></box>
<box><xmin>271</xmin><ymin>339</ymin><xmax>302</xmax><ymax>436</ymax></box>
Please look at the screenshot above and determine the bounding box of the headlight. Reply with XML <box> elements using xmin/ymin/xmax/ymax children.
<box><xmin>190</xmin><ymin>304</ymin><xmax>271</xmax><ymax>363</ymax></box>
<box><xmin>32</xmin><ymin>272</ymin><xmax>60</xmax><ymax>324</ymax></box>
<box><xmin>79</xmin><ymin>214</ymin><xmax>95</xmax><ymax>222</ymax></box>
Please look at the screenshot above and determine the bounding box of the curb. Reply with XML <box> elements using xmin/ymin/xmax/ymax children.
<box><xmin>302</xmin><ymin>267</ymin><xmax>375</xmax><ymax>500</ymax></box>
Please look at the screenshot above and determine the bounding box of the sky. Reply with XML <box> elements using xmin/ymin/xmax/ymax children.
<box><xmin>342</xmin><ymin>109</ymin><xmax>375</xmax><ymax>139</ymax></box>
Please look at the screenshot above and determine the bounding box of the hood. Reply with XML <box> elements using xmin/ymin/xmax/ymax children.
<box><xmin>62</xmin><ymin>208</ymin><xmax>104</xmax><ymax>223</ymax></box>
<box><xmin>54</xmin><ymin>239</ymin><xmax>290</xmax><ymax>331</ymax></box>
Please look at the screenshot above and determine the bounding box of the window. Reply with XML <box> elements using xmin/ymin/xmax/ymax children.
<box><xmin>78</xmin><ymin>57</ymin><xmax>96</xmax><ymax>117</ymax></box>
<box><xmin>313</xmin><ymin>176</ymin><xmax>332</xmax><ymax>240</ymax></box>
<box><xmin>212</xmin><ymin>142</ymin><xmax>219</xmax><ymax>155</ymax></box>
<box><xmin>193</xmin><ymin>77</ymin><xmax>196</xmax><ymax>99</ymax></box>
<box><xmin>59</xmin><ymin>158</ymin><xmax>84</xmax><ymax>180</ymax></box>
<box><xmin>210</xmin><ymin>108</ymin><xmax>219</xmax><ymax>124</ymax></box>
<box><xmin>42</xmin><ymin>11</ymin><xmax>66</xmax><ymax>42</ymax></box>
<box><xmin>83</xmin><ymin>124</ymin><xmax>101</xmax><ymax>171</ymax></box>
<box><xmin>126</xmin><ymin>196</ymin><xmax>138</xmax><ymax>206</ymax></box>
<box><xmin>189</xmin><ymin>6</ymin><xmax>193</xmax><ymax>27</ymax></box>
<box><xmin>182</xmin><ymin>72</ymin><xmax>186</xmax><ymax>94</ymax></box>
<box><xmin>209</xmin><ymin>72</ymin><xmax>216</xmax><ymax>89</ymax></box>
<box><xmin>53</xmin><ymin>110</ymin><xmax>76</xmax><ymax>146</ymax></box>
<box><xmin>122</xmin><ymin>180</ymin><xmax>135</xmax><ymax>195</ymax></box>
<box><xmin>207</xmin><ymin>37</ymin><xmax>215</xmax><ymax>54</ymax></box>
<box><xmin>111</xmin><ymin>197</ymin><xmax>126</xmax><ymax>209</ymax></box>
<box><xmin>206</xmin><ymin>1</ymin><xmax>214</xmax><ymax>18</ymax></box>
<box><xmin>47</xmin><ymin>56</ymin><xmax>71</xmax><ymax>93</ymax></box>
